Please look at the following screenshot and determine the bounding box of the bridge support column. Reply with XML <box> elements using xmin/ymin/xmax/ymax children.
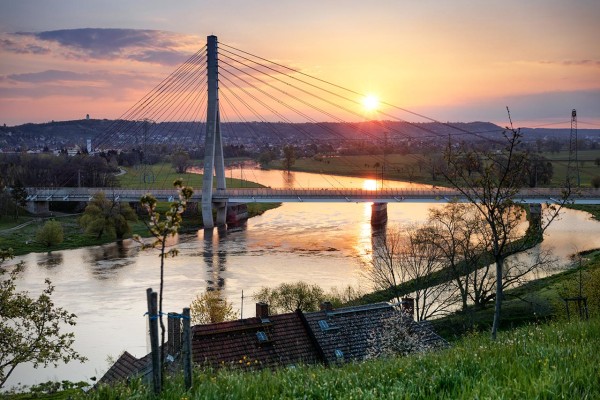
<box><xmin>26</xmin><ymin>200</ymin><xmax>50</xmax><ymax>215</ymax></box>
<box><xmin>371</xmin><ymin>202</ymin><xmax>388</xmax><ymax>226</ymax></box>
<box><xmin>226</xmin><ymin>203</ymin><xmax>248</xmax><ymax>226</ymax></box>
<box><xmin>215</xmin><ymin>201</ymin><xmax>228</xmax><ymax>226</ymax></box>
<box><xmin>527</xmin><ymin>203</ymin><xmax>542</xmax><ymax>239</ymax></box>
<box><xmin>201</xmin><ymin>35</ymin><xmax>227</xmax><ymax>228</ymax></box>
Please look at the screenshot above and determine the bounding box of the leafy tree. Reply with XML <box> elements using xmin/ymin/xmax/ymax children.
<box><xmin>254</xmin><ymin>281</ymin><xmax>325</xmax><ymax>313</ymax></box>
<box><xmin>171</xmin><ymin>151</ymin><xmax>191</xmax><ymax>174</ymax></box>
<box><xmin>190</xmin><ymin>290</ymin><xmax>238</xmax><ymax>325</ymax></box>
<box><xmin>35</xmin><ymin>220</ymin><xmax>64</xmax><ymax>247</ymax></box>
<box><xmin>0</xmin><ymin>249</ymin><xmax>86</xmax><ymax>388</ymax></box>
<box><xmin>135</xmin><ymin>179</ymin><xmax>193</xmax><ymax>380</ymax></box>
<box><xmin>257</xmin><ymin>150</ymin><xmax>274</xmax><ymax>168</ymax></box>
<box><xmin>10</xmin><ymin>180</ymin><xmax>28</xmax><ymax>220</ymax></box>
<box><xmin>441</xmin><ymin>126</ymin><xmax>569</xmax><ymax>339</ymax></box>
<box><xmin>79</xmin><ymin>192</ymin><xmax>137</xmax><ymax>240</ymax></box>
<box><xmin>282</xmin><ymin>145</ymin><xmax>296</xmax><ymax>171</ymax></box>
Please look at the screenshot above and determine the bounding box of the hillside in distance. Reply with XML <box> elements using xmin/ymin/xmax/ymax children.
<box><xmin>1</xmin><ymin>119</ymin><xmax>599</xmax><ymax>151</ymax></box>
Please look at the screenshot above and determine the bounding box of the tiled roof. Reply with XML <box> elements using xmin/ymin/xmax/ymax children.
<box><xmin>98</xmin><ymin>351</ymin><xmax>151</xmax><ymax>385</ymax></box>
<box><xmin>304</xmin><ymin>303</ymin><xmax>447</xmax><ymax>364</ymax></box>
<box><xmin>191</xmin><ymin>309</ymin><xmax>321</xmax><ymax>369</ymax></box>
<box><xmin>303</xmin><ymin>303</ymin><xmax>396</xmax><ymax>364</ymax></box>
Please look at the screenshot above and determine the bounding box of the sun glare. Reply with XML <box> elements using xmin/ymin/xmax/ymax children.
<box><xmin>362</xmin><ymin>94</ymin><xmax>379</xmax><ymax>112</ymax></box>
<box><xmin>363</xmin><ymin>179</ymin><xmax>377</xmax><ymax>191</ymax></box>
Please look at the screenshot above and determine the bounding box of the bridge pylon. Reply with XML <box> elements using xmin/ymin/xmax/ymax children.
<box><xmin>202</xmin><ymin>35</ymin><xmax>227</xmax><ymax>228</ymax></box>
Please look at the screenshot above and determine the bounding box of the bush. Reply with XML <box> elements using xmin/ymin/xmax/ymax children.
<box><xmin>35</xmin><ymin>220</ymin><xmax>64</xmax><ymax>247</ymax></box>
<box><xmin>592</xmin><ymin>176</ymin><xmax>600</xmax><ymax>189</ymax></box>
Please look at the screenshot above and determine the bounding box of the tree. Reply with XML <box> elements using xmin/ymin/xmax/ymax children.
<box><xmin>253</xmin><ymin>281</ymin><xmax>325</xmax><ymax>314</ymax></box>
<box><xmin>367</xmin><ymin>225</ymin><xmax>458</xmax><ymax>321</ymax></box>
<box><xmin>0</xmin><ymin>249</ymin><xmax>86</xmax><ymax>388</ymax></box>
<box><xmin>171</xmin><ymin>151</ymin><xmax>191</xmax><ymax>174</ymax></box>
<box><xmin>425</xmin><ymin>202</ymin><xmax>488</xmax><ymax>311</ymax></box>
<box><xmin>190</xmin><ymin>291</ymin><xmax>238</xmax><ymax>325</ymax></box>
<box><xmin>79</xmin><ymin>192</ymin><xmax>137</xmax><ymax>240</ymax></box>
<box><xmin>365</xmin><ymin>312</ymin><xmax>436</xmax><ymax>360</ymax></box>
<box><xmin>10</xmin><ymin>180</ymin><xmax>27</xmax><ymax>220</ymax></box>
<box><xmin>442</xmin><ymin>125</ymin><xmax>568</xmax><ymax>339</ymax></box>
<box><xmin>282</xmin><ymin>145</ymin><xmax>296</xmax><ymax>171</ymax></box>
<box><xmin>135</xmin><ymin>179</ymin><xmax>193</xmax><ymax>380</ymax></box>
<box><xmin>257</xmin><ymin>150</ymin><xmax>274</xmax><ymax>168</ymax></box>
<box><xmin>35</xmin><ymin>220</ymin><xmax>64</xmax><ymax>247</ymax></box>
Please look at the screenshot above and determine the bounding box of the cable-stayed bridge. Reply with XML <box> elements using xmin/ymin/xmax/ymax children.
<box><xmin>28</xmin><ymin>35</ymin><xmax>598</xmax><ymax>227</ymax></box>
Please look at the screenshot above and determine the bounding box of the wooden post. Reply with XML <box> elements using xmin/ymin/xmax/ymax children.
<box><xmin>146</xmin><ymin>288</ymin><xmax>161</xmax><ymax>394</ymax></box>
<box><xmin>182</xmin><ymin>307</ymin><xmax>193</xmax><ymax>389</ymax></box>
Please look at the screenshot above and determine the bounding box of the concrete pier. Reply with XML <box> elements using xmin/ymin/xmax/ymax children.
<box><xmin>371</xmin><ymin>202</ymin><xmax>388</xmax><ymax>226</ymax></box>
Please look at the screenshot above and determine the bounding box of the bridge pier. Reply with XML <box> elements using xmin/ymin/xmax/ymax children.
<box><xmin>26</xmin><ymin>200</ymin><xmax>50</xmax><ymax>215</ymax></box>
<box><xmin>215</xmin><ymin>201</ymin><xmax>228</xmax><ymax>226</ymax></box>
<box><xmin>226</xmin><ymin>203</ymin><xmax>248</xmax><ymax>226</ymax></box>
<box><xmin>371</xmin><ymin>202</ymin><xmax>388</xmax><ymax>226</ymax></box>
<box><xmin>527</xmin><ymin>203</ymin><xmax>542</xmax><ymax>238</ymax></box>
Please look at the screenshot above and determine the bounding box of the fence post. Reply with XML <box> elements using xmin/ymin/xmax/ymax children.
<box><xmin>146</xmin><ymin>288</ymin><xmax>161</xmax><ymax>394</ymax></box>
<box><xmin>182</xmin><ymin>307</ymin><xmax>193</xmax><ymax>389</ymax></box>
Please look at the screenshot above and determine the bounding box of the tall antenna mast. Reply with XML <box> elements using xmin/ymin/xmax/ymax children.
<box><xmin>568</xmin><ymin>109</ymin><xmax>580</xmax><ymax>187</ymax></box>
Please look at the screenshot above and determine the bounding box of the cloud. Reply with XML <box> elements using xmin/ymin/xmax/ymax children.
<box><xmin>0</xmin><ymin>69</ymin><xmax>159</xmax><ymax>99</ymax></box>
<box><xmin>538</xmin><ymin>59</ymin><xmax>600</xmax><ymax>67</ymax></box>
<box><xmin>1</xmin><ymin>28</ymin><xmax>200</xmax><ymax>65</ymax></box>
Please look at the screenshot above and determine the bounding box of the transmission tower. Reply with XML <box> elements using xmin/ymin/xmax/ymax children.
<box><xmin>568</xmin><ymin>109</ymin><xmax>580</xmax><ymax>187</ymax></box>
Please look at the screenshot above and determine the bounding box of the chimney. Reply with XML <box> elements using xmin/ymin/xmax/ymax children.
<box><xmin>256</xmin><ymin>302</ymin><xmax>269</xmax><ymax>319</ymax></box>
<box><xmin>401</xmin><ymin>297</ymin><xmax>415</xmax><ymax>319</ymax></box>
<box><xmin>320</xmin><ymin>301</ymin><xmax>334</xmax><ymax>312</ymax></box>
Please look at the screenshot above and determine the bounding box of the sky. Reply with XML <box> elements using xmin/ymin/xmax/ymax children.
<box><xmin>0</xmin><ymin>0</ymin><xmax>599</xmax><ymax>128</ymax></box>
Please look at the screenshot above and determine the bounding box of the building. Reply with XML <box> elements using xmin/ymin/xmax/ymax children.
<box><xmin>99</xmin><ymin>300</ymin><xmax>446</xmax><ymax>385</ymax></box>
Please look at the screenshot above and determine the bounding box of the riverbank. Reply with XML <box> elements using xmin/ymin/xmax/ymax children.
<box><xmin>0</xmin><ymin>202</ymin><xmax>280</xmax><ymax>256</ymax></box>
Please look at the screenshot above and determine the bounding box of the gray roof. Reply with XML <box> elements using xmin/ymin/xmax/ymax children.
<box><xmin>304</xmin><ymin>303</ymin><xmax>447</xmax><ymax>364</ymax></box>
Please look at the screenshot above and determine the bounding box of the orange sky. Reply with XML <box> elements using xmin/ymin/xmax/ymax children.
<box><xmin>1</xmin><ymin>0</ymin><xmax>599</xmax><ymax>128</ymax></box>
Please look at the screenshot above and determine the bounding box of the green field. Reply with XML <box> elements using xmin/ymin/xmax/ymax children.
<box><xmin>117</xmin><ymin>163</ymin><xmax>265</xmax><ymax>189</ymax></box>
<box><xmin>270</xmin><ymin>149</ymin><xmax>600</xmax><ymax>188</ymax></box>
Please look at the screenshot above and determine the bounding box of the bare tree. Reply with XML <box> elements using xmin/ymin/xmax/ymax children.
<box><xmin>366</xmin><ymin>225</ymin><xmax>458</xmax><ymax>321</ymax></box>
<box><xmin>442</xmin><ymin>125</ymin><xmax>569</xmax><ymax>339</ymax></box>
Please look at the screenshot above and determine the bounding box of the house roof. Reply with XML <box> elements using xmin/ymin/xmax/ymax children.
<box><xmin>304</xmin><ymin>303</ymin><xmax>447</xmax><ymax>364</ymax></box>
<box><xmin>99</xmin><ymin>302</ymin><xmax>447</xmax><ymax>385</ymax></box>
<box><xmin>191</xmin><ymin>309</ymin><xmax>322</xmax><ymax>369</ymax></box>
<box><xmin>97</xmin><ymin>351</ymin><xmax>151</xmax><ymax>385</ymax></box>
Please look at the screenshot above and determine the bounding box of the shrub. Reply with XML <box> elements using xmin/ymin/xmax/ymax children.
<box><xmin>35</xmin><ymin>220</ymin><xmax>64</xmax><ymax>247</ymax></box>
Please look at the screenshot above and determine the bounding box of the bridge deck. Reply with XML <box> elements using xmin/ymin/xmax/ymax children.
<box><xmin>24</xmin><ymin>187</ymin><xmax>600</xmax><ymax>204</ymax></box>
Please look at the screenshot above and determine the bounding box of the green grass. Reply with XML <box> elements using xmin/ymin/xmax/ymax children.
<box><xmin>431</xmin><ymin>249</ymin><xmax>600</xmax><ymax>339</ymax></box>
<box><xmin>117</xmin><ymin>163</ymin><xmax>265</xmax><ymax>189</ymax></box>
<box><xmin>270</xmin><ymin>154</ymin><xmax>440</xmax><ymax>185</ymax></box>
<box><xmin>78</xmin><ymin>317</ymin><xmax>600</xmax><ymax>399</ymax></box>
<box><xmin>269</xmin><ymin>149</ymin><xmax>600</xmax><ymax>188</ymax></box>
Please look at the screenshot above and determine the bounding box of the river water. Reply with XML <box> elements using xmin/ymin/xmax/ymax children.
<box><xmin>5</xmin><ymin>167</ymin><xmax>600</xmax><ymax>389</ymax></box>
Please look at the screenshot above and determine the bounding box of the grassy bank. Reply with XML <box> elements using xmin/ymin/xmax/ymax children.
<box><xmin>0</xmin><ymin>202</ymin><xmax>280</xmax><ymax>256</ymax></box>
<box><xmin>73</xmin><ymin>317</ymin><xmax>600</xmax><ymax>399</ymax></box>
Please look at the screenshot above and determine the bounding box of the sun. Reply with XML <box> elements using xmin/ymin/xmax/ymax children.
<box><xmin>363</xmin><ymin>179</ymin><xmax>378</xmax><ymax>191</ymax></box>
<box><xmin>362</xmin><ymin>94</ymin><xmax>380</xmax><ymax>112</ymax></box>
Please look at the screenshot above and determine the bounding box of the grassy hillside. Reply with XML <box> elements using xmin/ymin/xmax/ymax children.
<box><xmin>84</xmin><ymin>317</ymin><xmax>599</xmax><ymax>399</ymax></box>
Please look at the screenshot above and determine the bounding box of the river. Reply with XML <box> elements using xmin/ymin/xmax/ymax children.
<box><xmin>5</xmin><ymin>166</ymin><xmax>600</xmax><ymax>389</ymax></box>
